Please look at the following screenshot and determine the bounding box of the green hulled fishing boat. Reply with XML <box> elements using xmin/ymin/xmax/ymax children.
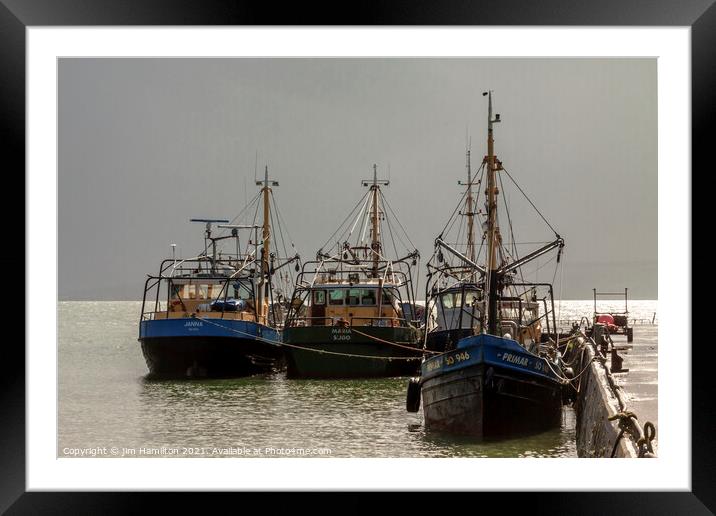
<box><xmin>282</xmin><ymin>165</ymin><xmax>422</xmax><ymax>378</ymax></box>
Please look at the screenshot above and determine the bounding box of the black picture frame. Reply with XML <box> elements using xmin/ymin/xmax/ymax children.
<box><xmin>2</xmin><ymin>0</ymin><xmax>709</xmax><ymax>512</ymax></box>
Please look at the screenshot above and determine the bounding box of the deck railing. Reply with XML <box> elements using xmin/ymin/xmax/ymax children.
<box><xmin>286</xmin><ymin>315</ymin><xmax>416</xmax><ymax>328</ymax></box>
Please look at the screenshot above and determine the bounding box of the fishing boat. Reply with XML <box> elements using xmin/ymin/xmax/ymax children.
<box><xmin>138</xmin><ymin>167</ymin><xmax>300</xmax><ymax>378</ymax></box>
<box><xmin>282</xmin><ymin>165</ymin><xmax>422</xmax><ymax>379</ymax></box>
<box><xmin>407</xmin><ymin>91</ymin><xmax>567</xmax><ymax>438</ymax></box>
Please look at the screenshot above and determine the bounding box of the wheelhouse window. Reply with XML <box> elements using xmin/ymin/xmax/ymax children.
<box><xmin>328</xmin><ymin>289</ymin><xmax>345</xmax><ymax>305</ymax></box>
<box><xmin>382</xmin><ymin>288</ymin><xmax>396</xmax><ymax>305</ymax></box>
<box><xmin>232</xmin><ymin>280</ymin><xmax>253</xmax><ymax>300</ymax></box>
<box><xmin>440</xmin><ymin>292</ymin><xmax>459</xmax><ymax>309</ymax></box>
<box><xmin>313</xmin><ymin>290</ymin><xmax>326</xmax><ymax>305</ymax></box>
<box><xmin>501</xmin><ymin>306</ymin><xmax>521</xmax><ymax>320</ymax></box>
<box><xmin>344</xmin><ymin>288</ymin><xmax>378</xmax><ymax>306</ymax></box>
<box><xmin>360</xmin><ymin>289</ymin><xmax>376</xmax><ymax>306</ymax></box>
<box><xmin>464</xmin><ymin>290</ymin><xmax>481</xmax><ymax>306</ymax></box>
<box><xmin>523</xmin><ymin>306</ymin><xmax>539</xmax><ymax>324</ymax></box>
<box><xmin>441</xmin><ymin>289</ymin><xmax>481</xmax><ymax>310</ymax></box>
<box><xmin>347</xmin><ymin>289</ymin><xmax>361</xmax><ymax>305</ymax></box>
<box><xmin>208</xmin><ymin>284</ymin><xmax>224</xmax><ymax>299</ymax></box>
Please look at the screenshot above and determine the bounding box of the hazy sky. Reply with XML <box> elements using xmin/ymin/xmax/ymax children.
<box><xmin>58</xmin><ymin>58</ymin><xmax>656</xmax><ymax>300</ymax></box>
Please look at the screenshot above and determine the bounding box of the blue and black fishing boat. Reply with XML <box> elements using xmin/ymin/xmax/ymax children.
<box><xmin>407</xmin><ymin>91</ymin><xmax>566</xmax><ymax>438</ymax></box>
<box><xmin>138</xmin><ymin>167</ymin><xmax>300</xmax><ymax>378</ymax></box>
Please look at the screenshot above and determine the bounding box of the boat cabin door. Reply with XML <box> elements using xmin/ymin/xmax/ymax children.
<box><xmin>312</xmin><ymin>289</ymin><xmax>326</xmax><ymax>325</ymax></box>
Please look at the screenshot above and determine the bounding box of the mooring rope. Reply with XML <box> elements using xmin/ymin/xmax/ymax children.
<box><xmin>349</xmin><ymin>327</ymin><xmax>441</xmax><ymax>355</ymax></box>
<box><xmin>540</xmin><ymin>348</ymin><xmax>595</xmax><ymax>389</ymax></box>
<box><xmin>194</xmin><ymin>316</ymin><xmax>422</xmax><ymax>361</ymax></box>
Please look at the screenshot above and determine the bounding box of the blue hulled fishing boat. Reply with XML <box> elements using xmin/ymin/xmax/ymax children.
<box><xmin>138</xmin><ymin>167</ymin><xmax>299</xmax><ymax>378</ymax></box>
<box><xmin>407</xmin><ymin>91</ymin><xmax>566</xmax><ymax>438</ymax></box>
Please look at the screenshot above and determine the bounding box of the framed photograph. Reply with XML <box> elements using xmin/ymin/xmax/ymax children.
<box><xmin>4</xmin><ymin>0</ymin><xmax>710</xmax><ymax>511</ymax></box>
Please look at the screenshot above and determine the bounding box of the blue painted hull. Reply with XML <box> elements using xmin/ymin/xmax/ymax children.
<box><xmin>420</xmin><ymin>334</ymin><xmax>562</xmax><ymax>438</ymax></box>
<box><xmin>139</xmin><ymin>318</ymin><xmax>282</xmax><ymax>378</ymax></box>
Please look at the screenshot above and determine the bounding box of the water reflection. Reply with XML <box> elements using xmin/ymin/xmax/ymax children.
<box><xmin>135</xmin><ymin>374</ymin><xmax>576</xmax><ymax>458</ymax></box>
<box><xmin>59</xmin><ymin>301</ymin><xmax>656</xmax><ymax>458</ymax></box>
<box><xmin>414</xmin><ymin>407</ymin><xmax>577</xmax><ymax>458</ymax></box>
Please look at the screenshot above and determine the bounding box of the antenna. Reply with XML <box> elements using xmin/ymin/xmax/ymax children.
<box><xmin>256</xmin><ymin>165</ymin><xmax>280</xmax><ymax>188</ymax></box>
<box><xmin>361</xmin><ymin>163</ymin><xmax>390</xmax><ymax>187</ymax></box>
<box><xmin>190</xmin><ymin>218</ymin><xmax>229</xmax><ymax>272</ymax></box>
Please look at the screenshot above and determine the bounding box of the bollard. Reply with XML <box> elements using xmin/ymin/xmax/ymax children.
<box><xmin>610</xmin><ymin>346</ymin><xmax>629</xmax><ymax>373</ymax></box>
<box><xmin>593</xmin><ymin>323</ymin><xmax>608</xmax><ymax>357</ymax></box>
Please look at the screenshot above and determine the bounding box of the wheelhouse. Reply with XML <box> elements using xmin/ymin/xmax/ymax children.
<box><xmin>425</xmin><ymin>280</ymin><xmax>557</xmax><ymax>352</ymax></box>
<box><xmin>427</xmin><ymin>284</ymin><xmax>484</xmax><ymax>333</ymax></box>
<box><xmin>140</xmin><ymin>257</ymin><xmax>279</xmax><ymax>326</ymax></box>
<box><xmin>285</xmin><ymin>257</ymin><xmax>420</xmax><ymax>328</ymax></box>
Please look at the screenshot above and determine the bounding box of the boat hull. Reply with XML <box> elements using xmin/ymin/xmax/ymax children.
<box><xmin>420</xmin><ymin>334</ymin><xmax>562</xmax><ymax>438</ymax></box>
<box><xmin>283</xmin><ymin>326</ymin><xmax>421</xmax><ymax>379</ymax></box>
<box><xmin>139</xmin><ymin>318</ymin><xmax>282</xmax><ymax>379</ymax></box>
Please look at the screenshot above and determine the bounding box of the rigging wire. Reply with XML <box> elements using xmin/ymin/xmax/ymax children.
<box><xmin>268</xmin><ymin>194</ymin><xmax>292</xmax><ymax>293</ymax></box>
<box><xmin>358</xmin><ymin>192</ymin><xmax>374</xmax><ymax>247</ymax></box>
<box><xmin>319</xmin><ymin>190</ymin><xmax>371</xmax><ymax>253</ymax></box>
<box><xmin>379</xmin><ymin>189</ymin><xmax>418</xmax><ymax>251</ymax></box>
<box><xmin>270</xmin><ymin>190</ymin><xmax>298</xmax><ymax>251</ymax></box>
<box><xmin>381</xmin><ymin>194</ymin><xmax>401</xmax><ymax>261</ymax></box>
<box><xmin>217</xmin><ymin>190</ymin><xmax>262</xmax><ymax>237</ymax></box>
<box><xmin>497</xmin><ymin>166</ymin><xmax>524</xmax><ymax>283</ymax></box>
<box><xmin>437</xmin><ymin>184</ymin><xmax>470</xmax><ymax>239</ymax></box>
<box><xmin>502</xmin><ymin>166</ymin><xmax>559</xmax><ymax>237</ymax></box>
<box><xmin>347</xmin><ymin>191</ymin><xmax>373</xmax><ymax>244</ymax></box>
<box><xmin>378</xmin><ymin>190</ymin><xmax>412</xmax><ymax>253</ymax></box>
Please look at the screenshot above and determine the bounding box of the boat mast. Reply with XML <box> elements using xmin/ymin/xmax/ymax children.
<box><xmin>483</xmin><ymin>91</ymin><xmax>501</xmax><ymax>335</ymax></box>
<box><xmin>371</xmin><ymin>164</ymin><xmax>380</xmax><ymax>277</ymax></box>
<box><xmin>257</xmin><ymin>166</ymin><xmax>278</xmax><ymax>320</ymax></box>
<box><xmin>361</xmin><ymin>164</ymin><xmax>389</xmax><ymax>278</ymax></box>
<box><xmin>460</xmin><ymin>146</ymin><xmax>476</xmax><ymax>265</ymax></box>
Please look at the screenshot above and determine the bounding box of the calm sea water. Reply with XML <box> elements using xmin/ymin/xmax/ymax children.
<box><xmin>58</xmin><ymin>300</ymin><xmax>657</xmax><ymax>458</ymax></box>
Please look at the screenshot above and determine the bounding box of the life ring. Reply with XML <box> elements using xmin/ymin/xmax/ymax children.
<box><xmin>334</xmin><ymin>318</ymin><xmax>349</xmax><ymax>328</ymax></box>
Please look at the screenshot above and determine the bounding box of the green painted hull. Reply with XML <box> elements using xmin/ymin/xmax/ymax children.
<box><xmin>283</xmin><ymin>326</ymin><xmax>423</xmax><ymax>379</ymax></box>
